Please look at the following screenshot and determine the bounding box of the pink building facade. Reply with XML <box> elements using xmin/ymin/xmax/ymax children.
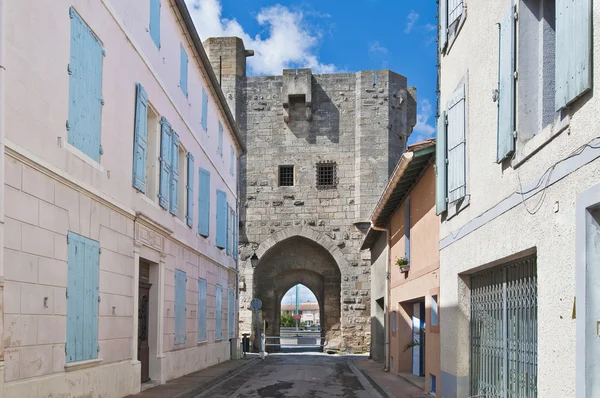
<box><xmin>0</xmin><ymin>0</ymin><xmax>243</xmax><ymax>396</ymax></box>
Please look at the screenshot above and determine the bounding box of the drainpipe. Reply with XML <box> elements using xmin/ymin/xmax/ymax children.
<box><xmin>0</xmin><ymin>0</ymin><xmax>7</xmax><ymax>394</ymax></box>
<box><xmin>371</xmin><ymin>225</ymin><xmax>390</xmax><ymax>372</ymax></box>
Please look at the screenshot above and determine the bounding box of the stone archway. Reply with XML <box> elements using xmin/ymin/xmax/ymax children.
<box><xmin>253</xmin><ymin>233</ymin><xmax>342</xmax><ymax>350</ymax></box>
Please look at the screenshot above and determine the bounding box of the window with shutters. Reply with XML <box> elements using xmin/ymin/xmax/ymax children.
<box><xmin>228</xmin><ymin>289</ymin><xmax>235</xmax><ymax>339</ymax></box>
<box><xmin>228</xmin><ymin>206</ymin><xmax>235</xmax><ymax>257</ymax></box>
<box><xmin>176</xmin><ymin>145</ymin><xmax>187</xmax><ymax>223</ymax></box>
<box><xmin>68</xmin><ymin>8</ymin><xmax>104</xmax><ymax>163</ymax></box>
<box><xmin>230</xmin><ymin>145</ymin><xmax>235</xmax><ymax>176</ymax></box>
<box><xmin>145</xmin><ymin>106</ymin><xmax>160</xmax><ymax>202</ymax></box>
<box><xmin>198</xmin><ymin>169</ymin><xmax>210</xmax><ymax>237</ymax></box>
<box><xmin>218</xmin><ymin>122</ymin><xmax>223</xmax><ymax>157</ymax></box>
<box><xmin>174</xmin><ymin>269</ymin><xmax>186</xmax><ymax>345</ymax></box>
<box><xmin>149</xmin><ymin>0</ymin><xmax>160</xmax><ymax>49</ymax></box>
<box><xmin>198</xmin><ymin>278</ymin><xmax>207</xmax><ymax>343</ymax></box>
<box><xmin>66</xmin><ymin>232</ymin><xmax>100</xmax><ymax>363</ymax></box>
<box><xmin>216</xmin><ymin>190</ymin><xmax>227</xmax><ymax>249</ymax></box>
<box><xmin>439</xmin><ymin>0</ymin><xmax>466</xmax><ymax>54</ymax></box>
<box><xmin>216</xmin><ymin>285</ymin><xmax>223</xmax><ymax>340</ymax></box>
<box><xmin>180</xmin><ymin>45</ymin><xmax>188</xmax><ymax>97</ymax></box>
<box><xmin>201</xmin><ymin>89</ymin><xmax>209</xmax><ymax>132</ymax></box>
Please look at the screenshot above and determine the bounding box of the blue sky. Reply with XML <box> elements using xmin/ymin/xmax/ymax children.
<box><xmin>186</xmin><ymin>0</ymin><xmax>438</xmax><ymax>143</ymax></box>
<box><xmin>282</xmin><ymin>284</ymin><xmax>318</xmax><ymax>306</ymax></box>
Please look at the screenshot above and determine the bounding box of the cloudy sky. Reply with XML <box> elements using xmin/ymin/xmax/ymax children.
<box><xmin>185</xmin><ymin>0</ymin><xmax>438</xmax><ymax>144</ymax></box>
<box><xmin>281</xmin><ymin>284</ymin><xmax>318</xmax><ymax>306</ymax></box>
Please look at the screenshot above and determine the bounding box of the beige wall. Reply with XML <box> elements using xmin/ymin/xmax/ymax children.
<box><xmin>2</xmin><ymin>0</ymin><xmax>240</xmax><ymax>396</ymax></box>
<box><xmin>387</xmin><ymin>164</ymin><xmax>440</xmax><ymax>395</ymax></box>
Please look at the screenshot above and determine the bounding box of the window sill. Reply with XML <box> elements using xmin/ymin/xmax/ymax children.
<box><xmin>58</xmin><ymin>137</ymin><xmax>104</xmax><ymax>172</ymax></box>
<box><xmin>174</xmin><ymin>217</ymin><xmax>187</xmax><ymax>229</ymax></box>
<box><xmin>511</xmin><ymin>115</ymin><xmax>571</xmax><ymax>168</ymax></box>
<box><xmin>446</xmin><ymin>195</ymin><xmax>470</xmax><ymax>221</ymax></box>
<box><xmin>139</xmin><ymin>192</ymin><xmax>161</xmax><ymax>210</ymax></box>
<box><xmin>197</xmin><ymin>341</ymin><xmax>208</xmax><ymax>345</ymax></box>
<box><xmin>64</xmin><ymin>358</ymin><xmax>103</xmax><ymax>372</ymax></box>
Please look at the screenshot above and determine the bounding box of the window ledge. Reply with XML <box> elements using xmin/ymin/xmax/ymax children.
<box><xmin>65</xmin><ymin>358</ymin><xmax>103</xmax><ymax>372</ymax></box>
<box><xmin>511</xmin><ymin>115</ymin><xmax>571</xmax><ymax>168</ymax></box>
<box><xmin>174</xmin><ymin>217</ymin><xmax>187</xmax><ymax>229</ymax></box>
<box><xmin>197</xmin><ymin>341</ymin><xmax>208</xmax><ymax>346</ymax></box>
<box><xmin>58</xmin><ymin>137</ymin><xmax>104</xmax><ymax>172</ymax></box>
<box><xmin>139</xmin><ymin>192</ymin><xmax>161</xmax><ymax>210</ymax></box>
<box><xmin>446</xmin><ymin>195</ymin><xmax>470</xmax><ymax>221</ymax></box>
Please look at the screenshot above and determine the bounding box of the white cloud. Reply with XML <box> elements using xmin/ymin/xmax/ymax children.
<box><xmin>404</xmin><ymin>11</ymin><xmax>420</xmax><ymax>34</ymax></box>
<box><xmin>282</xmin><ymin>284</ymin><xmax>318</xmax><ymax>305</ymax></box>
<box><xmin>185</xmin><ymin>0</ymin><xmax>336</xmax><ymax>76</ymax></box>
<box><xmin>424</xmin><ymin>23</ymin><xmax>436</xmax><ymax>32</ymax></box>
<box><xmin>413</xmin><ymin>99</ymin><xmax>436</xmax><ymax>141</ymax></box>
<box><xmin>368</xmin><ymin>41</ymin><xmax>388</xmax><ymax>57</ymax></box>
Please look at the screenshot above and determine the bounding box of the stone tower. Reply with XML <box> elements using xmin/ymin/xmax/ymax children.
<box><xmin>204</xmin><ymin>37</ymin><xmax>417</xmax><ymax>351</ymax></box>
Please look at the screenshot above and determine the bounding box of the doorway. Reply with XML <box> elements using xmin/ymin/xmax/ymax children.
<box><xmin>138</xmin><ymin>261</ymin><xmax>153</xmax><ymax>383</ymax></box>
<box><xmin>411</xmin><ymin>302</ymin><xmax>425</xmax><ymax>377</ymax></box>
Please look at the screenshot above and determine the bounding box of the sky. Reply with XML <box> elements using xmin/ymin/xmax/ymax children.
<box><xmin>281</xmin><ymin>284</ymin><xmax>318</xmax><ymax>306</ymax></box>
<box><xmin>185</xmin><ymin>0</ymin><xmax>438</xmax><ymax>143</ymax></box>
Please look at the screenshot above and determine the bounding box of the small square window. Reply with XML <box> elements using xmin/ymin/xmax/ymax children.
<box><xmin>316</xmin><ymin>162</ymin><xmax>337</xmax><ymax>189</ymax></box>
<box><xmin>278</xmin><ymin>165</ymin><xmax>294</xmax><ymax>187</ymax></box>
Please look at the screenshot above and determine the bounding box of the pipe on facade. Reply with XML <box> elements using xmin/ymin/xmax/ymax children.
<box><xmin>0</xmin><ymin>0</ymin><xmax>7</xmax><ymax>390</ymax></box>
<box><xmin>370</xmin><ymin>225</ymin><xmax>390</xmax><ymax>372</ymax></box>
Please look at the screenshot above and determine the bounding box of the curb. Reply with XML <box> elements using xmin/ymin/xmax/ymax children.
<box><xmin>347</xmin><ymin>360</ymin><xmax>391</xmax><ymax>398</ymax></box>
<box><xmin>173</xmin><ymin>357</ymin><xmax>260</xmax><ymax>398</ymax></box>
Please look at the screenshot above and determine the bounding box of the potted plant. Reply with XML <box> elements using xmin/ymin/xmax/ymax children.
<box><xmin>396</xmin><ymin>257</ymin><xmax>410</xmax><ymax>272</ymax></box>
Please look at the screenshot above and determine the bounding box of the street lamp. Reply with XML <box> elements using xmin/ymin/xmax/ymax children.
<box><xmin>250</xmin><ymin>252</ymin><xmax>259</xmax><ymax>268</ymax></box>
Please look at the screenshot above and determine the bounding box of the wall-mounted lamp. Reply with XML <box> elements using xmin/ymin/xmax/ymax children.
<box><xmin>250</xmin><ymin>252</ymin><xmax>259</xmax><ymax>269</ymax></box>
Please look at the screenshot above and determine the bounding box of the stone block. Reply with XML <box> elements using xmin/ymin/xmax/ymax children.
<box><xmin>38</xmin><ymin>316</ymin><xmax>66</xmax><ymax>345</ymax></box>
<box><xmin>4</xmin><ymin>249</ymin><xmax>38</xmax><ymax>284</ymax></box>
<box><xmin>53</xmin><ymin>287</ymin><xmax>67</xmax><ymax>315</ymax></box>
<box><xmin>52</xmin><ymin>344</ymin><xmax>65</xmax><ymax>373</ymax></box>
<box><xmin>5</xmin><ymin>217</ymin><xmax>22</xmax><ymax>251</ymax></box>
<box><xmin>19</xmin><ymin>345</ymin><xmax>53</xmax><ymax>379</ymax></box>
<box><xmin>22</xmin><ymin>165</ymin><xmax>54</xmax><ymax>203</ymax></box>
<box><xmin>39</xmin><ymin>200</ymin><xmax>69</xmax><ymax>235</ymax></box>
<box><xmin>21</xmin><ymin>283</ymin><xmax>54</xmax><ymax>315</ymax></box>
<box><xmin>38</xmin><ymin>257</ymin><xmax>68</xmax><ymax>287</ymax></box>
<box><xmin>54</xmin><ymin>182</ymin><xmax>80</xmax><ymax>233</ymax></box>
<box><xmin>5</xmin><ymin>315</ymin><xmax>38</xmax><ymax>347</ymax></box>
<box><xmin>21</xmin><ymin>224</ymin><xmax>54</xmax><ymax>258</ymax></box>
<box><xmin>5</xmin><ymin>157</ymin><xmax>22</xmax><ymax>190</ymax></box>
<box><xmin>54</xmin><ymin>232</ymin><xmax>67</xmax><ymax>261</ymax></box>
<box><xmin>5</xmin><ymin>186</ymin><xmax>39</xmax><ymax>226</ymax></box>
<box><xmin>109</xmin><ymin>209</ymin><xmax>128</xmax><ymax>235</ymax></box>
<box><xmin>100</xmin><ymin>270</ymin><xmax>133</xmax><ymax>296</ymax></box>
<box><xmin>79</xmin><ymin>194</ymin><xmax>92</xmax><ymax>237</ymax></box>
<box><xmin>5</xmin><ymin>348</ymin><xmax>20</xmax><ymax>382</ymax></box>
<box><xmin>4</xmin><ymin>282</ymin><xmax>20</xmax><ymax>314</ymax></box>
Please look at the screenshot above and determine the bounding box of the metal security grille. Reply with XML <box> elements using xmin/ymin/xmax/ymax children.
<box><xmin>279</xmin><ymin>166</ymin><xmax>294</xmax><ymax>186</ymax></box>
<box><xmin>316</xmin><ymin>162</ymin><xmax>336</xmax><ymax>189</ymax></box>
<box><xmin>470</xmin><ymin>256</ymin><xmax>537</xmax><ymax>398</ymax></box>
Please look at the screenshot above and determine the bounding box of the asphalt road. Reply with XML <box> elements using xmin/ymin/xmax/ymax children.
<box><xmin>194</xmin><ymin>354</ymin><xmax>383</xmax><ymax>398</ymax></box>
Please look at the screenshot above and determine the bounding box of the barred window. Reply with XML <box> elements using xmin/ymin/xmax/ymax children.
<box><xmin>316</xmin><ymin>162</ymin><xmax>337</xmax><ymax>189</ymax></box>
<box><xmin>278</xmin><ymin>165</ymin><xmax>294</xmax><ymax>187</ymax></box>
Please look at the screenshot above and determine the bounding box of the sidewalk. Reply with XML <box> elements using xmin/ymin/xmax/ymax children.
<box><xmin>127</xmin><ymin>356</ymin><xmax>259</xmax><ymax>398</ymax></box>
<box><xmin>352</xmin><ymin>358</ymin><xmax>430</xmax><ymax>398</ymax></box>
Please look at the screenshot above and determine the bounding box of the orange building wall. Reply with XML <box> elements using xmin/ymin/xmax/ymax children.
<box><xmin>387</xmin><ymin>164</ymin><xmax>440</xmax><ymax>395</ymax></box>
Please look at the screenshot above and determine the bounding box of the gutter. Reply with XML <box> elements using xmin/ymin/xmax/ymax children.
<box><xmin>172</xmin><ymin>0</ymin><xmax>246</xmax><ymax>155</ymax></box>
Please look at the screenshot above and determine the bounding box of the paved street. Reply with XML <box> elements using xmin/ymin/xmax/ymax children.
<box><xmin>194</xmin><ymin>354</ymin><xmax>383</xmax><ymax>398</ymax></box>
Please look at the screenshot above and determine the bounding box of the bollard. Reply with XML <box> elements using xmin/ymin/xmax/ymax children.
<box><xmin>259</xmin><ymin>333</ymin><xmax>265</xmax><ymax>359</ymax></box>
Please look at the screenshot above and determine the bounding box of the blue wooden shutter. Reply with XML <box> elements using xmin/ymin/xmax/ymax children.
<box><xmin>439</xmin><ymin>0</ymin><xmax>447</xmax><ymax>53</ymax></box>
<box><xmin>158</xmin><ymin>117</ymin><xmax>172</xmax><ymax>209</ymax></box>
<box><xmin>201</xmin><ymin>89</ymin><xmax>208</xmax><ymax>131</ymax></box>
<box><xmin>226</xmin><ymin>206</ymin><xmax>231</xmax><ymax>256</ymax></box>
<box><xmin>447</xmin><ymin>84</ymin><xmax>466</xmax><ymax>204</ymax></box>
<box><xmin>133</xmin><ymin>83</ymin><xmax>148</xmax><ymax>192</ymax></box>
<box><xmin>230</xmin><ymin>145</ymin><xmax>235</xmax><ymax>176</ymax></box>
<box><xmin>170</xmin><ymin>132</ymin><xmax>180</xmax><ymax>216</ymax></box>
<box><xmin>186</xmin><ymin>153</ymin><xmax>194</xmax><ymax>227</ymax></box>
<box><xmin>198</xmin><ymin>169</ymin><xmax>211</xmax><ymax>237</ymax></box>
<box><xmin>435</xmin><ymin>112</ymin><xmax>447</xmax><ymax>215</ymax></box>
<box><xmin>149</xmin><ymin>0</ymin><xmax>161</xmax><ymax>49</ymax></box>
<box><xmin>180</xmin><ymin>45</ymin><xmax>188</xmax><ymax>97</ymax></box>
<box><xmin>233</xmin><ymin>210</ymin><xmax>238</xmax><ymax>260</ymax></box>
<box><xmin>68</xmin><ymin>8</ymin><xmax>103</xmax><ymax>162</ymax></box>
<box><xmin>66</xmin><ymin>232</ymin><xmax>99</xmax><ymax>363</ymax></box>
<box><xmin>496</xmin><ymin>2</ymin><xmax>515</xmax><ymax>162</ymax></box>
<box><xmin>216</xmin><ymin>190</ymin><xmax>227</xmax><ymax>249</ymax></box>
<box><xmin>556</xmin><ymin>0</ymin><xmax>592</xmax><ymax>110</ymax></box>
<box><xmin>198</xmin><ymin>279</ymin><xmax>207</xmax><ymax>342</ymax></box>
<box><xmin>404</xmin><ymin>197</ymin><xmax>410</xmax><ymax>263</ymax></box>
<box><xmin>216</xmin><ymin>285</ymin><xmax>223</xmax><ymax>340</ymax></box>
<box><xmin>228</xmin><ymin>289</ymin><xmax>235</xmax><ymax>339</ymax></box>
<box><xmin>218</xmin><ymin>123</ymin><xmax>223</xmax><ymax>157</ymax></box>
<box><xmin>175</xmin><ymin>270</ymin><xmax>186</xmax><ymax>345</ymax></box>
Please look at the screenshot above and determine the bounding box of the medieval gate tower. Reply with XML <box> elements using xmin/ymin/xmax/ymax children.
<box><xmin>204</xmin><ymin>37</ymin><xmax>416</xmax><ymax>351</ymax></box>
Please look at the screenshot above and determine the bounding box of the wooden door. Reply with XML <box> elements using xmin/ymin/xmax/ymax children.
<box><xmin>138</xmin><ymin>281</ymin><xmax>152</xmax><ymax>383</ymax></box>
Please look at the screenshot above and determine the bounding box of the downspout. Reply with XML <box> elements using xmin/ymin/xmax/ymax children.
<box><xmin>371</xmin><ymin>225</ymin><xmax>390</xmax><ymax>372</ymax></box>
<box><xmin>0</xmin><ymin>0</ymin><xmax>6</xmax><ymax>394</ymax></box>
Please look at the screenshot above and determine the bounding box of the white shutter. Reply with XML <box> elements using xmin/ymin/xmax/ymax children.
<box><xmin>447</xmin><ymin>84</ymin><xmax>466</xmax><ymax>203</ymax></box>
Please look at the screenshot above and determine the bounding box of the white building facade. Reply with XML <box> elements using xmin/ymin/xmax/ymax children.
<box><xmin>437</xmin><ymin>1</ymin><xmax>598</xmax><ymax>397</ymax></box>
<box><xmin>0</xmin><ymin>0</ymin><xmax>243</xmax><ymax>396</ymax></box>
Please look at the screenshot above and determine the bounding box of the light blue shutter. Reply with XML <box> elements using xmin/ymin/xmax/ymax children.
<box><xmin>226</xmin><ymin>206</ymin><xmax>231</xmax><ymax>256</ymax></box>
<box><xmin>201</xmin><ymin>89</ymin><xmax>208</xmax><ymax>131</ymax></box>
<box><xmin>439</xmin><ymin>0</ymin><xmax>447</xmax><ymax>52</ymax></box>
<box><xmin>496</xmin><ymin>2</ymin><xmax>515</xmax><ymax>162</ymax></box>
<box><xmin>149</xmin><ymin>0</ymin><xmax>161</xmax><ymax>49</ymax></box>
<box><xmin>133</xmin><ymin>83</ymin><xmax>148</xmax><ymax>192</ymax></box>
<box><xmin>218</xmin><ymin>123</ymin><xmax>223</xmax><ymax>156</ymax></box>
<box><xmin>68</xmin><ymin>8</ymin><xmax>103</xmax><ymax>162</ymax></box>
<box><xmin>170</xmin><ymin>132</ymin><xmax>180</xmax><ymax>216</ymax></box>
<box><xmin>66</xmin><ymin>232</ymin><xmax>99</xmax><ymax>363</ymax></box>
<box><xmin>198</xmin><ymin>169</ymin><xmax>211</xmax><ymax>237</ymax></box>
<box><xmin>216</xmin><ymin>190</ymin><xmax>227</xmax><ymax>249</ymax></box>
<box><xmin>447</xmin><ymin>84</ymin><xmax>466</xmax><ymax>204</ymax></box>
<box><xmin>555</xmin><ymin>0</ymin><xmax>592</xmax><ymax>110</ymax></box>
<box><xmin>158</xmin><ymin>117</ymin><xmax>172</xmax><ymax>209</ymax></box>
<box><xmin>435</xmin><ymin>112</ymin><xmax>447</xmax><ymax>215</ymax></box>
<box><xmin>186</xmin><ymin>153</ymin><xmax>194</xmax><ymax>227</ymax></box>
<box><xmin>404</xmin><ymin>197</ymin><xmax>410</xmax><ymax>263</ymax></box>
<box><xmin>198</xmin><ymin>279</ymin><xmax>207</xmax><ymax>342</ymax></box>
<box><xmin>175</xmin><ymin>270</ymin><xmax>186</xmax><ymax>345</ymax></box>
<box><xmin>233</xmin><ymin>210</ymin><xmax>238</xmax><ymax>260</ymax></box>
<box><xmin>228</xmin><ymin>289</ymin><xmax>235</xmax><ymax>339</ymax></box>
<box><xmin>180</xmin><ymin>45</ymin><xmax>188</xmax><ymax>97</ymax></box>
<box><xmin>216</xmin><ymin>285</ymin><xmax>223</xmax><ymax>340</ymax></box>
<box><xmin>230</xmin><ymin>145</ymin><xmax>235</xmax><ymax>176</ymax></box>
